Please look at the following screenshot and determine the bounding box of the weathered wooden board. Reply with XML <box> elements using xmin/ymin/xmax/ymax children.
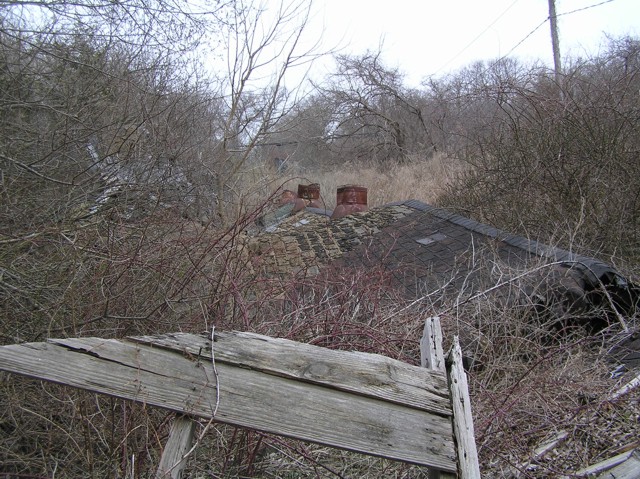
<box><xmin>157</xmin><ymin>415</ymin><xmax>196</xmax><ymax>479</ymax></box>
<box><xmin>568</xmin><ymin>448</ymin><xmax>640</xmax><ymax>479</ymax></box>
<box><xmin>594</xmin><ymin>449</ymin><xmax>640</xmax><ymax>479</ymax></box>
<box><xmin>129</xmin><ymin>331</ymin><xmax>451</xmax><ymax>416</ymax></box>
<box><xmin>448</xmin><ymin>336</ymin><xmax>481</xmax><ymax>478</ymax></box>
<box><xmin>0</xmin><ymin>335</ymin><xmax>457</xmax><ymax>472</ymax></box>
<box><xmin>421</xmin><ymin>316</ymin><xmax>446</xmax><ymax>372</ymax></box>
<box><xmin>421</xmin><ymin>317</ymin><xmax>457</xmax><ymax>479</ymax></box>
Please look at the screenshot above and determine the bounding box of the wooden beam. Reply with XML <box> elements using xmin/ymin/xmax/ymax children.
<box><xmin>568</xmin><ymin>448</ymin><xmax>639</xmax><ymax>478</ymax></box>
<box><xmin>421</xmin><ymin>317</ymin><xmax>457</xmax><ymax>479</ymax></box>
<box><xmin>448</xmin><ymin>336</ymin><xmax>481</xmax><ymax>478</ymax></box>
<box><xmin>515</xmin><ymin>430</ymin><xmax>569</xmax><ymax>474</ymax></box>
<box><xmin>156</xmin><ymin>415</ymin><xmax>196</xmax><ymax>479</ymax></box>
<box><xmin>0</xmin><ymin>333</ymin><xmax>457</xmax><ymax>472</ymax></box>
<box><xmin>421</xmin><ymin>316</ymin><xmax>446</xmax><ymax>372</ymax></box>
<box><xmin>130</xmin><ymin>331</ymin><xmax>451</xmax><ymax>415</ymax></box>
<box><xmin>609</xmin><ymin>372</ymin><xmax>640</xmax><ymax>401</ymax></box>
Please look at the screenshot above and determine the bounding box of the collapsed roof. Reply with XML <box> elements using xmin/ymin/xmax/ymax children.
<box><xmin>248</xmin><ymin>198</ymin><xmax>639</xmax><ymax>366</ymax></box>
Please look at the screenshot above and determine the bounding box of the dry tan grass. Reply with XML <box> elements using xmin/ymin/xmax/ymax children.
<box><xmin>268</xmin><ymin>153</ymin><xmax>466</xmax><ymax>210</ymax></box>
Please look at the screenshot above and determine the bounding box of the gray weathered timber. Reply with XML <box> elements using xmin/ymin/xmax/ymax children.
<box><xmin>609</xmin><ymin>372</ymin><xmax>640</xmax><ymax>401</ymax></box>
<box><xmin>0</xmin><ymin>333</ymin><xmax>457</xmax><ymax>472</ymax></box>
<box><xmin>130</xmin><ymin>331</ymin><xmax>451</xmax><ymax>416</ymax></box>
<box><xmin>156</xmin><ymin>415</ymin><xmax>196</xmax><ymax>479</ymax></box>
<box><xmin>421</xmin><ymin>317</ymin><xmax>457</xmax><ymax>479</ymax></box>
<box><xmin>448</xmin><ymin>336</ymin><xmax>481</xmax><ymax>478</ymax></box>
<box><xmin>421</xmin><ymin>317</ymin><xmax>446</xmax><ymax>372</ymax></box>
<box><xmin>567</xmin><ymin>448</ymin><xmax>640</xmax><ymax>479</ymax></box>
<box><xmin>596</xmin><ymin>450</ymin><xmax>640</xmax><ymax>479</ymax></box>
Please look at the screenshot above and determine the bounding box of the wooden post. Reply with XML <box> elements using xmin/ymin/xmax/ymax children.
<box><xmin>548</xmin><ymin>0</ymin><xmax>562</xmax><ymax>83</ymax></box>
<box><xmin>447</xmin><ymin>336</ymin><xmax>481</xmax><ymax>478</ymax></box>
<box><xmin>421</xmin><ymin>317</ymin><xmax>455</xmax><ymax>479</ymax></box>
<box><xmin>421</xmin><ymin>316</ymin><xmax>445</xmax><ymax>372</ymax></box>
<box><xmin>156</xmin><ymin>415</ymin><xmax>197</xmax><ymax>479</ymax></box>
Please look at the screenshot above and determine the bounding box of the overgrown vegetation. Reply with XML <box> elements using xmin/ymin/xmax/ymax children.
<box><xmin>0</xmin><ymin>0</ymin><xmax>639</xmax><ymax>477</ymax></box>
<box><xmin>435</xmin><ymin>38</ymin><xmax>640</xmax><ymax>266</ymax></box>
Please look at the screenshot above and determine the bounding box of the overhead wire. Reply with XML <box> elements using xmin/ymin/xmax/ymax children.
<box><xmin>498</xmin><ymin>0</ymin><xmax>618</xmax><ymax>63</ymax></box>
<box><xmin>432</xmin><ymin>0</ymin><xmax>522</xmax><ymax>76</ymax></box>
<box><xmin>429</xmin><ymin>0</ymin><xmax>620</xmax><ymax>78</ymax></box>
<box><xmin>556</xmin><ymin>0</ymin><xmax>616</xmax><ymax>18</ymax></box>
<box><xmin>499</xmin><ymin>18</ymin><xmax>548</xmax><ymax>61</ymax></box>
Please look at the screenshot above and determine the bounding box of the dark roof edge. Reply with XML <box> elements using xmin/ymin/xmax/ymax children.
<box><xmin>398</xmin><ymin>199</ymin><xmax>625</xmax><ymax>286</ymax></box>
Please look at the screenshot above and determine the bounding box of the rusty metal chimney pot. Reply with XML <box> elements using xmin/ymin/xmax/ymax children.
<box><xmin>295</xmin><ymin>183</ymin><xmax>324</xmax><ymax>210</ymax></box>
<box><xmin>297</xmin><ymin>183</ymin><xmax>320</xmax><ymax>200</ymax></box>
<box><xmin>331</xmin><ymin>185</ymin><xmax>368</xmax><ymax>220</ymax></box>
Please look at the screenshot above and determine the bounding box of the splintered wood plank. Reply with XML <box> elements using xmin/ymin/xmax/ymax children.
<box><xmin>421</xmin><ymin>317</ymin><xmax>456</xmax><ymax>479</ymax></box>
<box><xmin>0</xmin><ymin>337</ymin><xmax>457</xmax><ymax>472</ymax></box>
<box><xmin>1</xmin><ymin>339</ymin><xmax>219</xmax><ymax>413</ymax></box>
<box><xmin>448</xmin><ymin>336</ymin><xmax>481</xmax><ymax>478</ymax></box>
<box><xmin>569</xmin><ymin>448</ymin><xmax>640</xmax><ymax>478</ymax></box>
<box><xmin>129</xmin><ymin>331</ymin><xmax>451</xmax><ymax>417</ymax></box>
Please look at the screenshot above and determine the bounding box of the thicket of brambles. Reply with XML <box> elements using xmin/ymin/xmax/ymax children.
<box><xmin>1</xmin><ymin>0</ymin><xmax>638</xmax><ymax>476</ymax></box>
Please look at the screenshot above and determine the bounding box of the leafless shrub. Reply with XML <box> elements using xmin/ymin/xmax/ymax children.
<box><xmin>437</xmin><ymin>37</ymin><xmax>640</xmax><ymax>265</ymax></box>
<box><xmin>2</xmin><ymin>217</ymin><xmax>638</xmax><ymax>477</ymax></box>
<box><xmin>1</xmin><ymin>2</ymin><xmax>638</xmax><ymax>475</ymax></box>
<box><xmin>0</xmin><ymin>375</ymin><xmax>172</xmax><ymax>478</ymax></box>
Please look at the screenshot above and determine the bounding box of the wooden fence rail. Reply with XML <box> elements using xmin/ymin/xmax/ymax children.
<box><xmin>0</xmin><ymin>319</ymin><xmax>479</xmax><ymax>478</ymax></box>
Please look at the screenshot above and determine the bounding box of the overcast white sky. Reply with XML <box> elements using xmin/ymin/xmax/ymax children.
<box><xmin>304</xmin><ymin>0</ymin><xmax>640</xmax><ymax>86</ymax></box>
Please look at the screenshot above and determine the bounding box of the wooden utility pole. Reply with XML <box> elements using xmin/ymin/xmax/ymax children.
<box><xmin>548</xmin><ymin>0</ymin><xmax>562</xmax><ymax>84</ymax></box>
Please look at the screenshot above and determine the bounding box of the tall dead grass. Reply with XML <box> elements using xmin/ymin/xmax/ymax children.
<box><xmin>210</xmin><ymin>152</ymin><xmax>465</xmax><ymax>222</ymax></box>
<box><xmin>263</xmin><ymin>153</ymin><xmax>466</xmax><ymax>210</ymax></box>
